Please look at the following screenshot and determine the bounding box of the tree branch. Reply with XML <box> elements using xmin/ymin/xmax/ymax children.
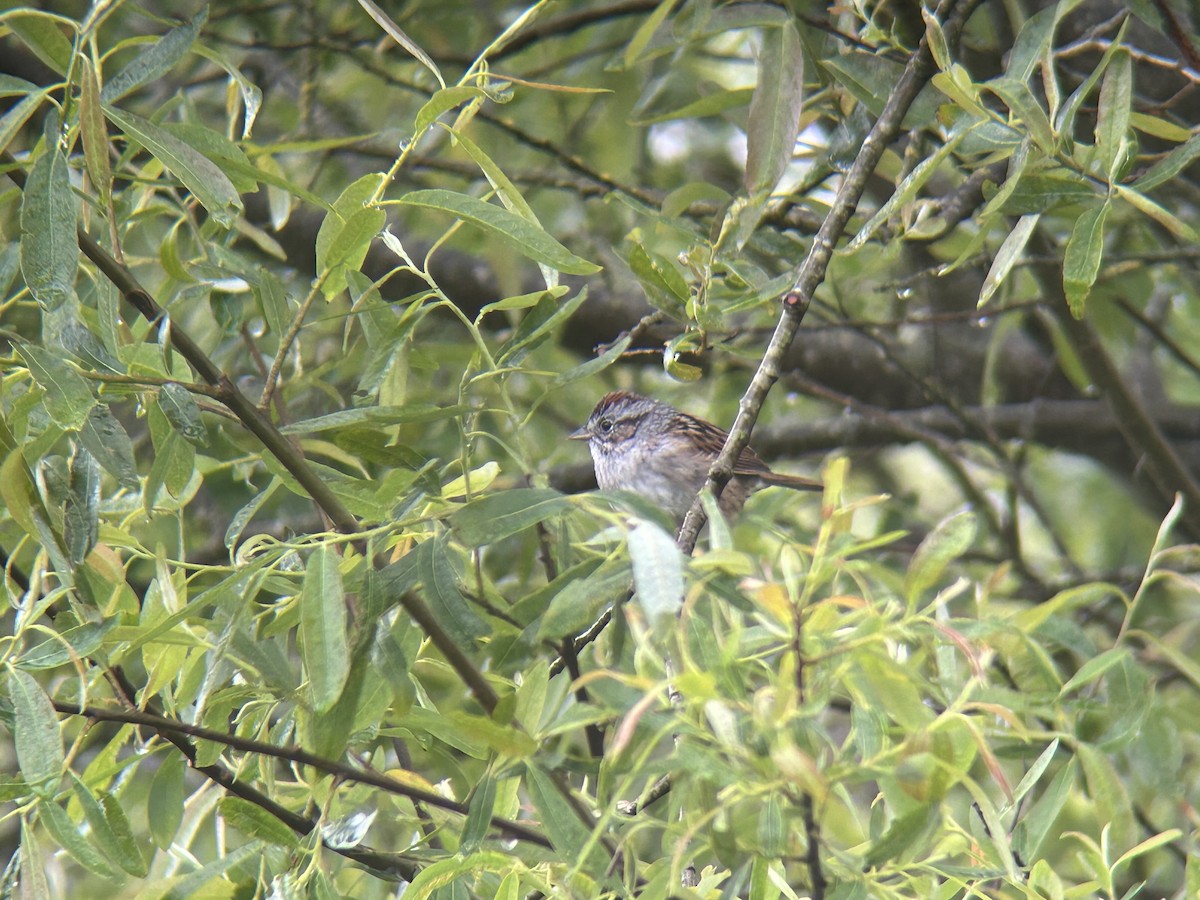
<box><xmin>677</xmin><ymin>0</ymin><xmax>981</xmax><ymax>551</ymax></box>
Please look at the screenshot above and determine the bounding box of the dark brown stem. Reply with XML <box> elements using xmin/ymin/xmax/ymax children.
<box><xmin>53</xmin><ymin>698</ymin><xmax>552</xmax><ymax>849</ymax></box>
<box><xmin>677</xmin><ymin>0</ymin><xmax>980</xmax><ymax>552</ymax></box>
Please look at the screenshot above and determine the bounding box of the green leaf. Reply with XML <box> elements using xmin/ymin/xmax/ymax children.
<box><xmin>1058</xmin><ymin>647</ymin><xmax>1132</xmax><ymax>697</ymax></box>
<box><xmin>1062</xmin><ymin>200</ymin><xmax>1110</xmax><ymax>318</ymax></box>
<box><xmin>315</xmin><ymin>172</ymin><xmax>385</xmax><ymax>297</ymax></box>
<box><xmin>496</xmin><ymin>288</ymin><xmax>589</xmax><ymax>366</ymax></box>
<box><xmin>319</xmin><ymin>205</ymin><xmax>386</xmax><ymax>298</ymax></box>
<box><xmin>70</xmin><ymin>774</ymin><xmax>148</xmax><ymax>876</ymax></box>
<box><xmin>354</xmin><ymin>0</ymin><xmax>444</xmax><ymax>88</ymax></box>
<box><xmin>148</xmin><ymin>753</ymin><xmax>185</xmax><ymax>849</ymax></box>
<box><xmin>537</xmin><ymin>558</ymin><xmax>630</xmax><ymax>640</ymax></box>
<box><xmin>524</xmin><ymin>763</ymin><xmax>607</xmax><ymax>872</ymax></box>
<box><xmin>626</xmin><ymin>243</ymin><xmax>688</xmax><ymax>317</ymax></box>
<box><xmin>903</xmin><ymin>509</ymin><xmax>977</xmax><ymax>604</ymax></box>
<box><xmin>623</xmin><ymin>0</ymin><xmax>678</xmax><ymax>68</ymax></box>
<box><xmin>1115</xmin><ymin>183</ymin><xmax>1198</xmax><ymax>241</ymax></box>
<box><xmin>415</xmin><ymin>86</ymin><xmax>486</xmax><ymax>134</ymax></box>
<box><xmin>628</xmin><ymin>86</ymin><xmax>753</xmax><ymax>126</ymax></box>
<box><xmin>280</xmin><ymin>403</ymin><xmax>469</xmax><ymax>434</ymax></box>
<box><xmin>79</xmin><ymin>59</ymin><xmax>112</xmax><ymax>205</ymax></box>
<box><xmin>460</xmin><ymin>772</ymin><xmax>497</xmax><ymax>854</ymax></box>
<box><xmin>396</xmin><ymin>189</ymin><xmax>600</xmax><ymax>275</ymax></box>
<box><xmin>8</xmin><ymin>669</ymin><xmax>63</xmax><ymax>797</ymax></box>
<box><xmin>20</xmin><ymin>145</ymin><xmax>80</xmax><ymax>310</ymax></box>
<box><xmin>301</xmin><ymin>546</ymin><xmax>349</xmax><ymax>713</ymax></box>
<box><xmin>6</xmin><ymin>12</ymin><xmax>74</xmax><ymax>74</ymax></box>
<box><xmin>37</xmin><ymin>798</ymin><xmax>118</xmax><ymax>878</ymax></box>
<box><xmin>417</xmin><ymin>536</ymin><xmax>489</xmax><ymax>643</ymax></box>
<box><xmin>986</xmin><ymin>77</ymin><xmax>1055</xmax><ymax>154</ymax></box>
<box><xmin>19</xmin><ymin>818</ymin><xmax>50</xmax><ymax>900</ymax></box>
<box><xmin>1004</xmin><ymin>5</ymin><xmax>1061</xmax><ymax>85</ymax></box>
<box><xmin>0</xmin><ymin>89</ymin><xmax>50</xmax><ymax>158</ymax></box>
<box><xmin>979</xmin><ymin>213</ymin><xmax>1039</xmax><ymax>306</ymax></box>
<box><xmin>627</xmin><ymin>518</ymin><xmax>683</xmax><ymax>621</ymax></box>
<box><xmin>218</xmin><ymin>797</ymin><xmax>300</xmax><ymax>848</ymax></box>
<box><xmin>1095</xmin><ymin>48</ymin><xmax>1131</xmax><ymax>181</ymax></box>
<box><xmin>158</xmin><ymin>382</ymin><xmax>208</xmax><ymax>447</ymax></box>
<box><xmin>450</xmin><ymin>488</ymin><xmax>572</xmax><ymax>545</ymax></box>
<box><xmin>864</xmin><ymin>805</ymin><xmax>939</xmax><ymax>867</ymax></box>
<box><xmin>744</xmin><ymin>20</ymin><xmax>804</xmax><ymax>195</ymax></box>
<box><xmin>1002</xmin><ymin>739</ymin><xmax>1060</xmax><ymax>817</ymax></box>
<box><xmin>1134</xmin><ymin>132</ymin><xmax>1200</xmax><ymax>191</ymax></box>
<box><xmin>100</xmin><ymin>9</ymin><xmax>206</xmax><ymax>103</ymax></box>
<box><xmin>224</xmin><ymin>479</ymin><xmax>281</xmax><ymax>549</ymax></box>
<box><xmin>63</xmin><ymin>447</ymin><xmax>99</xmax><ymax>566</ymax></box>
<box><xmin>104</xmin><ymin>106</ymin><xmax>243</xmax><ymax>227</ymax></box>
<box><xmin>19</xmin><ymin>620</ymin><xmax>115</xmax><ymax>670</ymax></box>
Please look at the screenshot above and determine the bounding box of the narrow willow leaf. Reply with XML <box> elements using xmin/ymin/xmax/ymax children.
<box><xmin>318</xmin><ymin>206</ymin><xmax>386</xmax><ymax>298</ymax></box>
<box><xmin>1058</xmin><ymin>647</ymin><xmax>1131</xmax><ymax>697</ymax></box>
<box><xmin>79</xmin><ymin>58</ymin><xmax>112</xmax><ymax>204</ymax></box>
<box><xmin>19</xmin><ymin>819</ymin><xmax>50</xmax><ymax>900</ymax></box>
<box><xmin>225</xmin><ymin>479</ymin><xmax>281</xmax><ymax>549</ymax></box>
<box><xmin>524</xmin><ymin>763</ymin><xmax>607</xmax><ymax>872</ymax></box>
<box><xmin>1004</xmin><ymin>4</ymin><xmax>1060</xmax><ymax>85</ymax></box>
<box><xmin>16</xmin><ymin>343</ymin><xmax>95</xmax><ymax>429</ymax></box>
<box><xmin>1013</xmin><ymin>757</ymin><xmax>1076</xmax><ymax>860</ymax></box>
<box><xmin>396</xmin><ymin>189</ymin><xmax>600</xmax><ymax>275</ymax></box>
<box><xmin>63</xmin><ymin>447</ymin><xmax>99</xmax><ymax>566</ymax></box>
<box><xmin>147</xmin><ymin>752</ymin><xmax>183</xmax><ymax>849</ymax></box>
<box><xmin>37</xmin><ymin>799</ymin><xmax>118</xmax><ymax>878</ymax></box>
<box><xmin>1002</xmin><ymin>739</ymin><xmax>1060</xmax><ymax>816</ymax></box>
<box><xmin>280</xmin><ymin>403</ymin><xmax>469</xmax><ymax>434</ymax></box>
<box><xmin>496</xmin><ymin>288</ymin><xmax>589</xmax><ymax>367</ymax></box>
<box><xmin>158</xmin><ymin>382</ymin><xmax>208</xmax><ymax>447</ymax></box>
<box><xmin>301</xmin><ymin>546</ymin><xmax>349</xmax><ymax>713</ymax></box>
<box><xmin>623</xmin><ymin>0</ymin><xmax>677</xmax><ymax>68</ymax></box>
<box><xmin>1095</xmin><ymin>48</ymin><xmax>1131</xmax><ymax>181</ymax></box>
<box><xmin>19</xmin><ymin>620</ymin><xmax>115</xmax><ymax>670</ymax></box>
<box><xmin>460</xmin><ymin>772</ymin><xmax>497</xmax><ymax>853</ymax></box>
<box><xmin>104</xmin><ymin>106</ymin><xmax>242</xmax><ymax>227</ymax></box>
<box><xmin>1115</xmin><ymin>183</ymin><xmax>1198</xmax><ymax>241</ymax></box>
<box><xmin>6</xmin><ymin>13</ymin><xmax>73</xmax><ymax>74</ymax></box>
<box><xmin>745</xmin><ymin>20</ymin><xmax>804</xmax><ymax>195</ymax></box>
<box><xmin>864</xmin><ymin>805</ymin><xmax>939</xmax><ymax>867</ymax></box>
<box><xmin>0</xmin><ymin>89</ymin><xmax>50</xmax><ymax>156</ymax></box>
<box><xmin>101</xmin><ymin>9</ymin><xmax>207</xmax><ymax>103</ymax></box>
<box><xmin>1062</xmin><ymin>200</ymin><xmax>1110</xmax><ymax>318</ymax></box>
<box><xmin>450</xmin><ymin>489</ymin><xmax>571</xmax><ymax>545</ymax></box>
<box><xmin>986</xmin><ymin>77</ymin><xmax>1055</xmax><ymax>154</ymax></box>
<box><xmin>19</xmin><ymin>146</ymin><xmax>79</xmax><ymax>310</ymax></box>
<box><xmin>627</xmin><ymin>243</ymin><xmax>688</xmax><ymax>316</ymax></box>
<box><xmin>9</xmin><ymin>670</ymin><xmax>63</xmax><ymax>797</ymax></box>
<box><xmin>417</xmin><ymin>536</ymin><xmax>489</xmax><ymax>643</ymax></box>
<box><xmin>70</xmin><ymin>774</ymin><xmax>146</xmax><ymax>876</ymax></box>
<box><xmin>415</xmin><ymin>86</ymin><xmax>485</xmax><ymax>134</ymax></box>
<box><xmin>1134</xmin><ymin>132</ymin><xmax>1200</xmax><ymax>191</ymax></box>
<box><xmin>627</xmin><ymin>518</ymin><xmax>683</xmax><ymax>621</ymax></box>
<box><xmin>979</xmin><ymin>213</ymin><xmax>1039</xmax><ymax>306</ymax></box>
<box><xmin>903</xmin><ymin>510</ymin><xmax>977</xmax><ymax>605</ymax></box>
<box><xmin>355</xmin><ymin>0</ymin><xmax>445</xmax><ymax>87</ymax></box>
<box><xmin>314</xmin><ymin>172</ymin><xmax>385</xmax><ymax>297</ymax></box>
<box><xmin>218</xmin><ymin>797</ymin><xmax>300</xmax><ymax>848</ymax></box>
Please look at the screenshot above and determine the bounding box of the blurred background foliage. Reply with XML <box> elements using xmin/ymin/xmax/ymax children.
<box><xmin>1</xmin><ymin>0</ymin><xmax>1200</xmax><ymax>896</ymax></box>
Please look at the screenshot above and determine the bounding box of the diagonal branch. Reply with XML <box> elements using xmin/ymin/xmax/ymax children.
<box><xmin>678</xmin><ymin>0</ymin><xmax>980</xmax><ymax>552</ymax></box>
<box><xmin>53</xmin><ymin>698</ymin><xmax>553</xmax><ymax>849</ymax></box>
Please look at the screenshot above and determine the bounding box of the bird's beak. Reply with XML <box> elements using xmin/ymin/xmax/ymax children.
<box><xmin>567</xmin><ymin>426</ymin><xmax>590</xmax><ymax>441</ymax></box>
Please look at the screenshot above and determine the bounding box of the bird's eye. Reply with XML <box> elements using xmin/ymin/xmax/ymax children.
<box><xmin>597</xmin><ymin>417</ymin><xmax>614</xmax><ymax>434</ymax></box>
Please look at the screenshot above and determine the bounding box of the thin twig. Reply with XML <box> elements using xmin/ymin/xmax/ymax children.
<box><xmin>677</xmin><ymin>0</ymin><xmax>980</xmax><ymax>553</ymax></box>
